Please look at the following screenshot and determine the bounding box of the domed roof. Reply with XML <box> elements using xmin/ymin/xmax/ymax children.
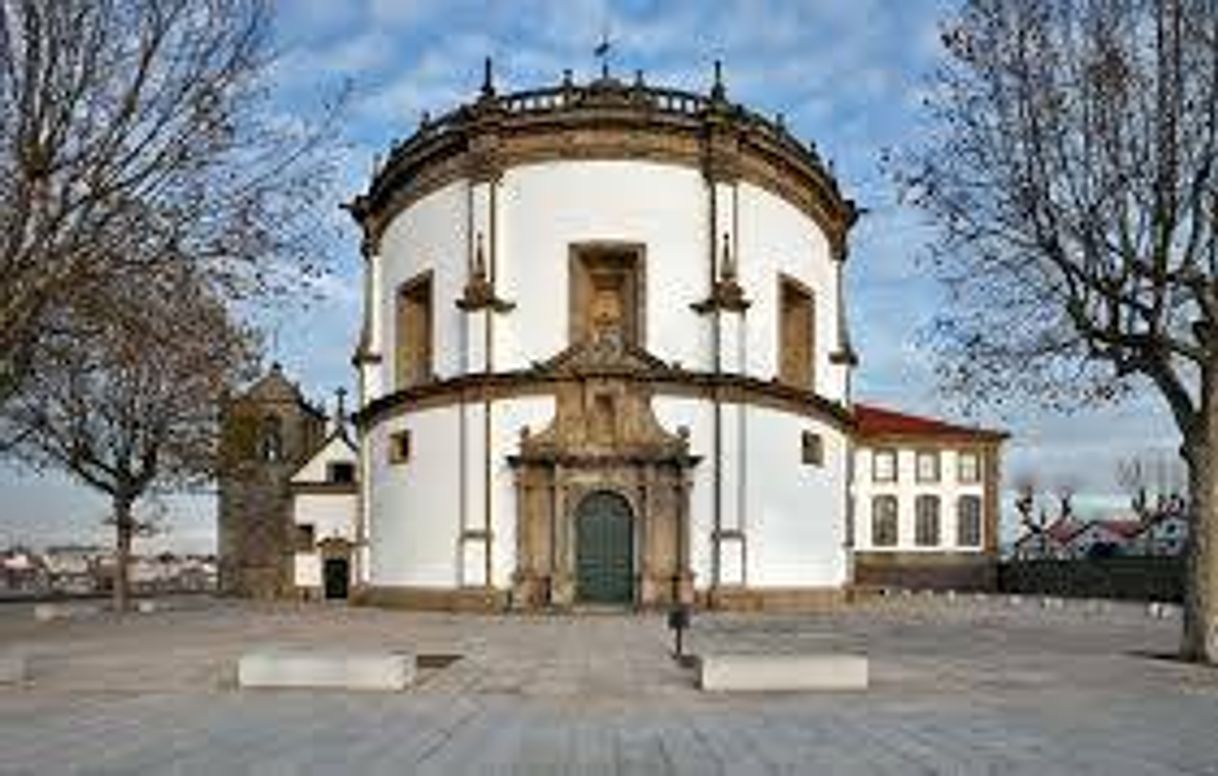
<box><xmin>348</xmin><ymin>59</ymin><xmax>857</xmax><ymax>254</ymax></box>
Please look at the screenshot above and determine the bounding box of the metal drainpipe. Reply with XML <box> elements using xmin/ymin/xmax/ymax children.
<box><xmin>710</xmin><ymin>180</ymin><xmax>723</xmax><ymax>592</ymax></box>
<box><xmin>483</xmin><ymin>176</ymin><xmax>497</xmax><ymax>592</ymax></box>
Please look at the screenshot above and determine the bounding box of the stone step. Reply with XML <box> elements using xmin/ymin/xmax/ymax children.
<box><xmin>0</xmin><ymin>653</ymin><xmax>27</xmax><ymax>684</ymax></box>
<box><xmin>700</xmin><ymin>653</ymin><xmax>868</xmax><ymax>692</ymax></box>
<box><xmin>237</xmin><ymin>649</ymin><xmax>414</xmax><ymax>691</ymax></box>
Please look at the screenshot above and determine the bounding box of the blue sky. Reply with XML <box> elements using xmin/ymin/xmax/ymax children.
<box><xmin>0</xmin><ymin>0</ymin><xmax>1182</xmax><ymax>552</ymax></box>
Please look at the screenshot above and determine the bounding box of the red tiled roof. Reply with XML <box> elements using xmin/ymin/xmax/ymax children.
<box><xmin>1090</xmin><ymin>519</ymin><xmax>1145</xmax><ymax>540</ymax></box>
<box><xmin>853</xmin><ymin>403</ymin><xmax>1007</xmax><ymax>440</ymax></box>
<box><xmin>1045</xmin><ymin>518</ymin><xmax>1084</xmax><ymax>542</ymax></box>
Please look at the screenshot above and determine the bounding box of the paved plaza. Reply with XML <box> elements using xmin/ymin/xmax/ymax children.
<box><xmin>1</xmin><ymin>596</ymin><xmax>1217</xmax><ymax>774</ymax></box>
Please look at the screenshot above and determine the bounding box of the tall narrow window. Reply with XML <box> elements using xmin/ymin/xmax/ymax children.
<box><xmin>915</xmin><ymin>495</ymin><xmax>941</xmax><ymax>546</ymax></box>
<box><xmin>396</xmin><ymin>273</ymin><xmax>433</xmax><ymax>389</ymax></box>
<box><xmin>778</xmin><ymin>276</ymin><xmax>815</xmax><ymax>389</ymax></box>
<box><xmin>872</xmin><ymin>495</ymin><xmax>898</xmax><ymax>547</ymax></box>
<box><xmin>260</xmin><ymin>415</ymin><xmax>283</xmax><ymax>462</ymax></box>
<box><xmin>570</xmin><ymin>245</ymin><xmax>643</xmax><ymax>348</ymax></box>
<box><xmin>957</xmin><ymin>495</ymin><xmax>982</xmax><ymax>546</ymax></box>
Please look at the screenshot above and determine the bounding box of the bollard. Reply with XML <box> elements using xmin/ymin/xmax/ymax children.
<box><xmin>668</xmin><ymin>604</ymin><xmax>691</xmax><ymax>660</ymax></box>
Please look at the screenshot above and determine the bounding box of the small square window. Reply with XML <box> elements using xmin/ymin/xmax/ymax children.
<box><xmin>916</xmin><ymin>450</ymin><xmax>941</xmax><ymax>483</ymax></box>
<box><xmin>389</xmin><ymin>430</ymin><xmax>411</xmax><ymax>464</ymax></box>
<box><xmin>872</xmin><ymin>449</ymin><xmax>897</xmax><ymax>482</ymax></box>
<box><xmin>801</xmin><ymin>431</ymin><xmax>824</xmax><ymax>466</ymax></box>
<box><xmin>295</xmin><ymin>524</ymin><xmax>315</xmax><ymax>552</ymax></box>
<box><xmin>327</xmin><ymin>462</ymin><xmax>355</xmax><ymax>483</ymax></box>
<box><xmin>957</xmin><ymin>451</ymin><xmax>981</xmax><ymax>483</ymax></box>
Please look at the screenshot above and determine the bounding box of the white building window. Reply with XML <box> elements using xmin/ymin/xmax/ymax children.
<box><xmin>915</xmin><ymin>495</ymin><xmax>941</xmax><ymax>546</ymax></box>
<box><xmin>958</xmin><ymin>451</ymin><xmax>981</xmax><ymax>483</ymax></box>
<box><xmin>872</xmin><ymin>495</ymin><xmax>898</xmax><ymax>547</ymax></box>
<box><xmin>872</xmin><ymin>449</ymin><xmax>897</xmax><ymax>483</ymax></box>
<box><xmin>957</xmin><ymin>495</ymin><xmax>982</xmax><ymax>546</ymax></box>
<box><xmin>916</xmin><ymin>450</ymin><xmax>940</xmax><ymax>483</ymax></box>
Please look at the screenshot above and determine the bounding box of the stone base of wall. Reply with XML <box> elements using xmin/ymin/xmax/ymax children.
<box><xmin>852</xmin><ymin>552</ymin><xmax>997</xmax><ymax>592</ymax></box>
<box><xmin>353</xmin><ymin>586</ymin><xmax>510</xmax><ymax>612</ymax></box>
<box><xmin>353</xmin><ymin>584</ymin><xmax>849</xmax><ymax>613</ymax></box>
<box><xmin>699</xmin><ymin>586</ymin><xmax>847</xmax><ymax>612</ymax></box>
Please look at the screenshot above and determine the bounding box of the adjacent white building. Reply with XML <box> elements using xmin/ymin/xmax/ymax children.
<box><xmin>850</xmin><ymin>404</ymin><xmax>1005</xmax><ymax>589</ymax></box>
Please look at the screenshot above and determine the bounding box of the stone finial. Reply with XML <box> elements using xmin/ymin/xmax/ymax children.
<box><xmin>720</xmin><ymin>232</ymin><xmax>736</xmax><ymax>281</ymax></box>
<box><xmin>563</xmin><ymin>68</ymin><xmax>573</xmax><ymax>88</ymax></box>
<box><xmin>473</xmin><ymin>232</ymin><xmax>487</xmax><ymax>279</ymax></box>
<box><xmin>334</xmin><ymin>387</ymin><xmax>347</xmax><ymax>425</ymax></box>
<box><xmin>420</xmin><ymin>110</ymin><xmax>431</xmax><ymax>128</ymax></box>
<box><xmin>711</xmin><ymin>59</ymin><xmax>726</xmax><ymax>101</ymax></box>
<box><xmin>634</xmin><ymin>69</ymin><xmax>644</xmax><ymax>87</ymax></box>
<box><xmin>481</xmin><ymin>56</ymin><xmax>495</xmax><ymax>97</ymax></box>
<box><xmin>457</xmin><ymin>231</ymin><xmax>515</xmax><ymax>313</ymax></box>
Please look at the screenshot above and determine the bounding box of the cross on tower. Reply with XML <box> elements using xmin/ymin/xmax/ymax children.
<box><xmin>594</xmin><ymin>25</ymin><xmax>612</xmax><ymax>79</ymax></box>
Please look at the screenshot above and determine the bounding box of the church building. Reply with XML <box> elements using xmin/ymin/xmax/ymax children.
<box><xmin>217</xmin><ymin>61</ymin><xmax>1006</xmax><ymax>608</ymax></box>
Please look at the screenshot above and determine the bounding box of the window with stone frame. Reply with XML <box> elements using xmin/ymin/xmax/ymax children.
<box><xmin>388</xmin><ymin>429</ymin><xmax>411</xmax><ymax>464</ymax></box>
<box><xmin>569</xmin><ymin>246</ymin><xmax>643</xmax><ymax>348</ymax></box>
<box><xmin>259</xmin><ymin>414</ymin><xmax>283</xmax><ymax>462</ymax></box>
<box><xmin>872</xmin><ymin>449</ymin><xmax>897</xmax><ymax>482</ymax></box>
<box><xmin>957</xmin><ymin>450</ymin><xmax>981</xmax><ymax>483</ymax></box>
<box><xmin>395</xmin><ymin>272</ymin><xmax>433</xmax><ymax>389</ymax></box>
<box><xmin>915</xmin><ymin>495</ymin><xmax>941</xmax><ymax>546</ymax></box>
<box><xmin>871</xmin><ymin>495</ymin><xmax>899</xmax><ymax>547</ymax></box>
<box><xmin>778</xmin><ymin>276</ymin><xmax>815</xmax><ymax>389</ymax></box>
<box><xmin>294</xmin><ymin>524</ymin><xmax>315</xmax><ymax>552</ymax></box>
<box><xmin>957</xmin><ymin>495</ymin><xmax>982</xmax><ymax>546</ymax></box>
<box><xmin>801</xmin><ymin>430</ymin><xmax>824</xmax><ymax>466</ymax></box>
<box><xmin>915</xmin><ymin>449</ymin><xmax>941</xmax><ymax>483</ymax></box>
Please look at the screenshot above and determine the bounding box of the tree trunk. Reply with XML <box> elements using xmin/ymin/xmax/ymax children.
<box><xmin>1182</xmin><ymin>369</ymin><xmax>1218</xmax><ymax>663</ymax></box>
<box><xmin>113</xmin><ymin>495</ymin><xmax>135</xmax><ymax>614</ymax></box>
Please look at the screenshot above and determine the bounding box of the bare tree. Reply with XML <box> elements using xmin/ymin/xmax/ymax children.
<box><xmin>899</xmin><ymin>0</ymin><xmax>1218</xmax><ymax>661</ymax></box>
<box><xmin>1</xmin><ymin>263</ymin><xmax>257</xmax><ymax>611</ymax></box>
<box><xmin>0</xmin><ymin>0</ymin><xmax>339</xmax><ymax>405</ymax></box>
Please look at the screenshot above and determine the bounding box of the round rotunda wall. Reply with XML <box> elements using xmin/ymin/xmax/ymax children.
<box><xmin>348</xmin><ymin>61</ymin><xmax>860</xmax><ymax>610</ymax></box>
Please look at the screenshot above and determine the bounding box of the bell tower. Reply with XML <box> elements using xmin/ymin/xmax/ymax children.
<box><xmin>216</xmin><ymin>363</ymin><xmax>325</xmax><ymax>598</ymax></box>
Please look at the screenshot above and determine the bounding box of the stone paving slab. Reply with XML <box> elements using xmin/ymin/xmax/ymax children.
<box><xmin>0</xmin><ymin>597</ymin><xmax>1216</xmax><ymax>773</ymax></box>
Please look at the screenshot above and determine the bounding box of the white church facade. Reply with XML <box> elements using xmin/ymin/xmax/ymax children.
<box><xmin>218</xmin><ymin>62</ymin><xmax>1006</xmax><ymax>608</ymax></box>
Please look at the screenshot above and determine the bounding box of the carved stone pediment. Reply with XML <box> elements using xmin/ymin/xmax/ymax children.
<box><xmin>513</xmin><ymin>339</ymin><xmax>693</xmax><ymax>466</ymax></box>
<box><xmin>532</xmin><ymin>336</ymin><xmax>674</xmax><ymax>379</ymax></box>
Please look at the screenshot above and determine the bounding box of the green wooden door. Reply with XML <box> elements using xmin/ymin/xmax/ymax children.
<box><xmin>576</xmin><ymin>491</ymin><xmax>634</xmax><ymax>604</ymax></box>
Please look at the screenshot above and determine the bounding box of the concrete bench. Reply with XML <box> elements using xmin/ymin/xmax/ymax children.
<box><xmin>0</xmin><ymin>653</ymin><xmax>27</xmax><ymax>684</ymax></box>
<box><xmin>33</xmin><ymin>603</ymin><xmax>99</xmax><ymax>622</ymax></box>
<box><xmin>700</xmin><ymin>654</ymin><xmax>869</xmax><ymax>692</ymax></box>
<box><xmin>237</xmin><ymin>649</ymin><xmax>414</xmax><ymax>691</ymax></box>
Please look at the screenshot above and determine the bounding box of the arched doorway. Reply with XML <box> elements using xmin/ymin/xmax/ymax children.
<box><xmin>323</xmin><ymin>557</ymin><xmax>349</xmax><ymax>600</ymax></box>
<box><xmin>575</xmin><ymin>491</ymin><xmax>634</xmax><ymax>604</ymax></box>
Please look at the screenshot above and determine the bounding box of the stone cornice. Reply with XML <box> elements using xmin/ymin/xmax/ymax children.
<box><xmin>348</xmin><ymin>76</ymin><xmax>858</xmax><ymax>255</ymax></box>
<box><xmin>353</xmin><ymin>367</ymin><xmax>855</xmax><ymax>432</ymax></box>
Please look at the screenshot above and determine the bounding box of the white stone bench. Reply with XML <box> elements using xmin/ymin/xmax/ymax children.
<box><xmin>700</xmin><ymin>654</ymin><xmax>869</xmax><ymax>692</ymax></box>
<box><xmin>33</xmin><ymin>603</ymin><xmax>99</xmax><ymax>622</ymax></box>
<box><xmin>0</xmin><ymin>653</ymin><xmax>27</xmax><ymax>684</ymax></box>
<box><xmin>237</xmin><ymin>649</ymin><xmax>414</xmax><ymax>691</ymax></box>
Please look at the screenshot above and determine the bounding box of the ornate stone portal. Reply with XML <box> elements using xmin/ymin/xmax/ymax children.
<box><xmin>509</xmin><ymin>336</ymin><xmax>700</xmax><ymax>609</ymax></box>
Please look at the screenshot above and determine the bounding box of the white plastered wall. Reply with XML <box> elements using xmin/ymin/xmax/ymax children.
<box><xmin>744</xmin><ymin>408</ymin><xmax>848</xmax><ymax>586</ymax></box>
<box><xmin>367</xmin><ymin>405</ymin><xmax>462</xmax><ymax>587</ymax></box>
